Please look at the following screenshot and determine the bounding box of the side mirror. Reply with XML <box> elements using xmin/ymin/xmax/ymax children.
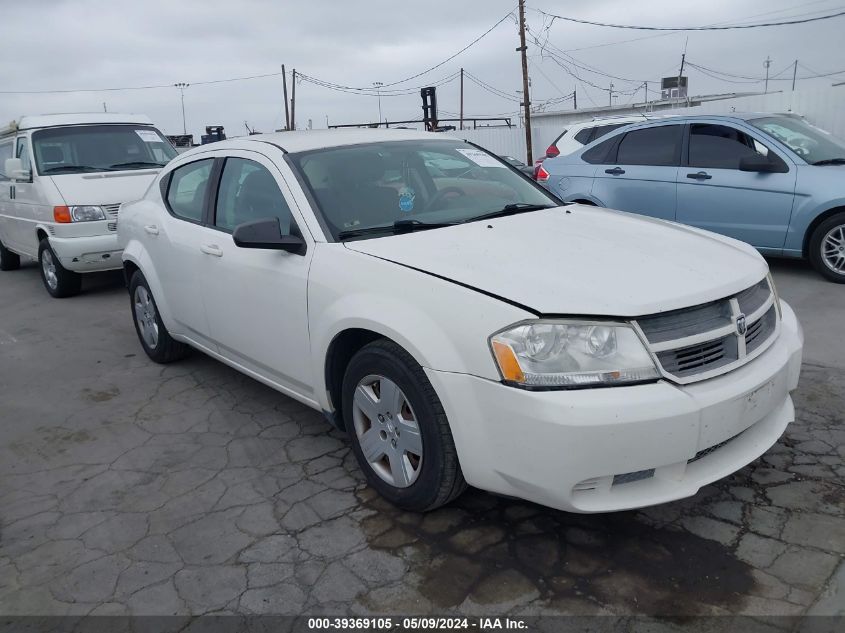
<box><xmin>232</xmin><ymin>217</ymin><xmax>306</xmax><ymax>255</ymax></box>
<box><xmin>4</xmin><ymin>158</ymin><xmax>30</xmax><ymax>181</ymax></box>
<box><xmin>739</xmin><ymin>154</ymin><xmax>783</xmax><ymax>173</ymax></box>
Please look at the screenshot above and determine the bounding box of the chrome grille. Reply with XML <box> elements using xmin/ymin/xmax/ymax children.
<box><xmin>634</xmin><ymin>277</ymin><xmax>778</xmax><ymax>383</ymax></box>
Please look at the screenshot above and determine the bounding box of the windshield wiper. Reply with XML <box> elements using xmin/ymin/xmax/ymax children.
<box><xmin>338</xmin><ymin>219</ymin><xmax>458</xmax><ymax>240</ymax></box>
<box><xmin>462</xmin><ymin>203</ymin><xmax>554</xmax><ymax>224</ymax></box>
<box><xmin>109</xmin><ymin>161</ymin><xmax>167</xmax><ymax>169</ymax></box>
<box><xmin>812</xmin><ymin>158</ymin><xmax>845</xmax><ymax>166</ymax></box>
<box><xmin>42</xmin><ymin>165</ymin><xmax>109</xmax><ymax>174</ymax></box>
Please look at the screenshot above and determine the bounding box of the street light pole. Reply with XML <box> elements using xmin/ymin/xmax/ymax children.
<box><xmin>174</xmin><ymin>82</ymin><xmax>189</xmax><ymax>135</ymax></box>
<box><xmin>373</xmin><ymin>82</ymin><xmax>383</xmax><ymax>126</ymax></box>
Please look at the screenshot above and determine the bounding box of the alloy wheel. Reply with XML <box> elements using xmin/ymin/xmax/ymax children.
<box><xmin>41</xmin><ymin>249</ymin><xmax>58</xmax><ymax>291</ymax></box>
<box><xmin>822</xmin><ymin>224</ymin><xmax>845</xmax><ymax>275</ymax></box>
<box><xmin>133</xmin><ymin>286</ymin><xmax>160</xmax><ymax>350</ymax></box>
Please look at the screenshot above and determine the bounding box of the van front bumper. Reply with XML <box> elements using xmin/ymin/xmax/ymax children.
<box><xmin>427</xmin><ymin>300</ymin><xmax>803</xmax><ymax>513</ymax></box>
<box><xmin>50</xmin><ymin>233</ymin><xmax>122</xmax><ymax>272</ymax></box>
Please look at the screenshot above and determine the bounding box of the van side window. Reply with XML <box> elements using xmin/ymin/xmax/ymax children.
<box><xmin>688</xmin><ymin>124</ymin><xmax>783</xmax><ymax>170</ymax></box>
<box><xmin>0</xmin><ymin>142</ymin><xmax>13</xmax><ymax>180</ymax></box>
<box><xmin>165</xmin><ymin>159</ymin><xmax>213</xmax><ymax>222</ymax></box>
<box><xmin>214</xmin><ymin>158</ymin><xmax>295</xmax><ymax>234</ymax></box>
<box><xmin>616</xmin><ymin>125</ymin><xmax>681</xmax><ymax>166</ymax></box>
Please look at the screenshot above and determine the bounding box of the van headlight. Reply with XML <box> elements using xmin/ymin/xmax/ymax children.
<box><xmin>489</xmin><ymin>320</ymin><xmax>660</xmax><ymax>388</ymax></box>
<box><xmin>70</xmin><ymin>206</ymin><xmax>106</xmax><ymax>222</ymax></box>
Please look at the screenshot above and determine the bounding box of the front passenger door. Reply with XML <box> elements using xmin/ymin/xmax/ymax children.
<box><xmin>590</xmin><ymin>124</ymin><xmax>681</xmax><ymax>221</ymax></box>
<box><xmin>200</xmin><ymin>152</ymin><xmax>315</xmax><ymax>399</ymax></box>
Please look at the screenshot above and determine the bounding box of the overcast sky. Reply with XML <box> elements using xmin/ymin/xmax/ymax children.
<box><xmin>2</xmin><ymin>0</ymin><xmax>844</xmax><ymax>139</ymax></box>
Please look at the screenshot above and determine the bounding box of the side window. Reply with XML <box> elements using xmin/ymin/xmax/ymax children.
<box><xmin>0</xmin><ymin>142</ymin><xmax>13</xmax><ymax>180</ymax></box>
<box><xmin>574</xmin><ymin>128</ymin><xmax>593</xmax><ymax>144</ymax></box>
<box><xmin>166</xmin><ymin>159</ymin><xmax>213</xmax><ymax>222</ymax></box>
<box><xmin>616</xmin><ymin>125</ymin><xmax>681</xmax><ymax>166</ymax></box>
<box><xmin>582</xmin><ymin>136</ymin><xmax>619</xmax><ymax>164</ymax></box>
<box><xmin>16</xmin><ymin>138</ymin><xmax>31</xmax><ymax>173</ymax></box>
<box><xmin>214</xmin><ymin>158</ymin><xmax>295</xmax><ymax>234</ymax></box>
<box><xmin>594</xmin><ymin>123</ymin><xmax>626</xmax><ymax>141</ymax></box>
<box><xmin>689</xmin><ymin>124</ymin><xmax>771</xmax><ymax>170</ymax></box>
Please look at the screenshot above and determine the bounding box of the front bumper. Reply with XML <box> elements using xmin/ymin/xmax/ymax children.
<box><xmin>50</xmin><ymin>232</ymin><xmax>122</xmax><ymax>272</ymax></box>
<box><xmin>426</xmin><ymin>300</ymin><xmax>803</xmax><ymax>513</ymax></box>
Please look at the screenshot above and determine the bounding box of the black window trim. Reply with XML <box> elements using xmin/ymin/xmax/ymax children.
<box><xmin>161</xmin><ymin>156</ymin><xmax>217</xmax><ymax>226</ymax></box>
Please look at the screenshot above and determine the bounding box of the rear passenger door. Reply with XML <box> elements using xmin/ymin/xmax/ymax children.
<box><xmin>200</xmin><ymin>150</ymin><xmax>315</xmax><ymax>399</ymax></box>
<box><xmin>676</xmin><ymin>122</ymin><xmax>796</xmax><ymax>251</ymax></box>
<box><xmin>590</xmin><ymin>124</ymin><xmax>682</xmax><ymax>221</ymax></box>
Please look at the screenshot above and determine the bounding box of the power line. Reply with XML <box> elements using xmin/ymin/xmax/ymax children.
<box><xmin>534</xmin><ymin>8</ymin><xmax>845</xmax><ymax>31</ymax></box>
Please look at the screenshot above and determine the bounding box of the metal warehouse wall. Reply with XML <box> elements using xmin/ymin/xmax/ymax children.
<box><xmin>446</xmin><ymin>85</ymin><xmax>845</xmax><ymax>161</ymax></box>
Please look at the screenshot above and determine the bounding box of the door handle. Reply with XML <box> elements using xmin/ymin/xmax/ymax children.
<box><xmin>200</xmin><ymin>244</ymin><xmax>223</xmax><ymax>257</ymax></box>
<box><xmin>605</xmin><ymin>167</ymin><xmax>625</xmax><ymax>175</ymax></box>
<box><xmin>686</xmin><ymin>171</ymin><xmax>712</xmax><ymax>180</ymax></box>
<box><xmin>144</xmin><ymin>225</ymin><xmax>159</xmax><ymax>235</ymax></box>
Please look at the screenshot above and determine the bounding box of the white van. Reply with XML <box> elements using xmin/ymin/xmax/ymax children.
<box><xmin>0</xmin><ymin>113</ymin><xmax>177</xmax><ymax>297</ymax></box>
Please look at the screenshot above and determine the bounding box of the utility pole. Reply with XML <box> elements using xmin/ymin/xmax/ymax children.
<box><xmin>609</xmin><ymin>82</ymin><xmax>614</xmax><ymax>107</ymax></box>
<box><xmin>792</xmin><ymin>59</ymin><xmax>798</xmax><ymax>91</ymax></box>
<box><xmin>676</xmin><ymin>52</ymin><xmax>686</xmax><ymax>106</ymax></box>
<box><xmin>459</xmin><ymin>68</ymin><xmax>464</xmax><ymax>131</ymax></box>
<box><xmin>282</xmin><ymin>64</ymin><xmax>290</xmax><ymax>130</ymax></box>
<box><xmin>290</xmin><ymin>69</ymin><xmax>297</xmax><ymax>130</ymax></box>
<box><xmin>102</xmin><ymin>102</ymin><xmax>107</xmax><ymax>113</ymax></box>
<box><xmin>174</xmin><ymin>82</ymin><xmax>189</xmax><ymax>135</ymax></box>
<box><xmin>763</xmin><ymin>56</ymin><xmax>772</xmax><ymax>94</ymax></box>
<box><xmin>373</xmin><ymin>81</ymin><xmax>383</xmax><ymax>126</ymax></box>
<box><xmin>643</xmin><ymin>81</ymin><xmax>648</xmax><ymax>104</ymax></box>
<box><xmin>573</xmin><ymin>88</ymin><xmax>577</xmax><ymax>110</ymax></box>
<box><xmin>517</xmin><ymin>0</ymin><xmax>533</xmax><ymax>165</ymax></box>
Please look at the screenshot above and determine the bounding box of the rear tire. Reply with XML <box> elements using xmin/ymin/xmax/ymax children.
<box><xmin>342</xmin><ymin>339</ymin><xmax>466</xmax><ymax>512</ymax></box>
<box><xmin>129</xmin><ymin>271</ymin><xmax>189</xmax><ymax>363</ymax></box>
<box><xmin>0</xmin><ymin>239</ymin><xmax>20</xmax><ymax>271</ymax></box>
<box><xmin>808</xmin><ymin>212</ymin><xmax>845</xmax><ymax>283</ymax></box>
<box><xmin>38</xmin><ymin>239</ymin><xmax>81</xmax><ymax>298</ymax></box>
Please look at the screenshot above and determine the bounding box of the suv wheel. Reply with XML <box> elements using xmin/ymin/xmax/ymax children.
<box><xmin>129</xmin><ymin>271</ymin><xmax>189</xmax><ymax>363</ymax></box>
<box><xmin>809</xmin><ymin>212</ymin><xmax>845</xmax><ymax>283</ymax></box>
<box><xmin>0</xmin><ymin>239</ymin><xmax>20</xmax><ymax>271</ymax></box>
<box><xmin>38</xmin><ymin>239</ymin><xmax>81</xmax><ymax>297</ymax></box>
<box><xmin>342</xmin><ymin>339</ymin><xmax>466</xmax><ymax>512</ymax></box>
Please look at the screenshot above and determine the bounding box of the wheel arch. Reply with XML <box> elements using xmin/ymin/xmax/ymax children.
<box><xmin>803</xmin><ymin>205</ymin><xmax>845</xmax><ymax>257</ymax></box>
<box><xmin>121</xmin><ymin>245</ymin><xmax>177</xmax><ymax>334</ymax></box>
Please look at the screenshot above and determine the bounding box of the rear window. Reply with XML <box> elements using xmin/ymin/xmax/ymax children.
<box><xmin>582</xmin><ymin>136</ymin><xmax>619</xmax><ymax>164</ymax></box>
<box><xmin>616</xmin><ymin>125</ymin><xmax>681</xmax><ymax>166</ymax></box>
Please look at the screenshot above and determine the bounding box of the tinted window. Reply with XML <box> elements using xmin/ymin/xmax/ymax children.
<box><xmin>574</xmin><ymin>128</ymin><xmax>593</xmax><ymax>144</ymax></box>
<box><xmin>32</xmin><ymin>125</ymin><xmax>177</xmax><ymax>175</ymax></box>
<box><xmin>689</xmin><ymin>124</ymin><xmax>772</xmax><ymax>170</ymax></box>
<box><xmin>582</xmin><ymin>136</ymin><xmax>619</xmax><ymax>164</ymax></box>
<box><xmin>166</xmin><ymin>159</ymin><xmax>213</xmax><ymax>222</ymax></box>
<box><xmin>593</xmin><ymin>123</ymin><xmax>627</xmax><ymax>140</ymax></box>
<box><xmin>616</xmin><ymin>125</ymin><xmax>680</xmax><ymax>166</ymax></box>
<box><xmin>215</xmin><ymin>158</ymin><xmax>295</xmax><ymax>233</ymax></box>
<box><xmin>0</xmin><ymin>142</ymin><xmax>12</xmax><ymax>180</ymax></box>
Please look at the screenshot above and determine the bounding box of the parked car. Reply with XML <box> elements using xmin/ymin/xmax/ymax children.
<box><xmin>499</xmin><ymin>155</ymin><xmax>535</xmax><ymax>178</ymax></box>
<box><xmin>0</xmin><ymin>113</ymin><xmax>177</xmax><ymax>297</ymax></box>
<box><xmin>540</xmin><ymin>113</ymin><xmax>845</xmax><ymax>283</ymax></box>
<box><xmin>118</xmin><ymin>129</ymin><xmax>803</xmax><ymax>513</ymax></box>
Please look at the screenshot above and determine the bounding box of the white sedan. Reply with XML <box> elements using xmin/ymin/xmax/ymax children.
<box><xmin>118</xmin><ymin>129</ymin><xmax>803</xmax><ymax>513</ymax></box>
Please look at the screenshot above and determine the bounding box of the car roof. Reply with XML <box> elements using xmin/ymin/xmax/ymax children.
<box><xmin>13</xmin><ymin>113</ymin><xmax>155</xmax><ymax>131</ymax></box>
<box><xmin>183</xmin><ymin>128</ymin><xmax>451</xmax><ymax>156</ymax></box>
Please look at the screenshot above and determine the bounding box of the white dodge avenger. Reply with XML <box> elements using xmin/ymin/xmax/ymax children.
<box><xmin>118</xmin><ymin>129</ymin><xmax>803</xmax><ymax>513</ymax></box>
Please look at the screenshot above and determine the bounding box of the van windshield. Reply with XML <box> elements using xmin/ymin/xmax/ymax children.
<box><xmin>32</xmin><ymin>125</ymin><xmax>177</xmax><ymax>175</ymax></box>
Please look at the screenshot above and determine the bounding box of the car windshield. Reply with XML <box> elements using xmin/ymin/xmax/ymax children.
<box><xmin>32</xmin><ymin>124</ymin><xmax>177</xmax><ymax>175</ymax></box>
<box><xmin>289</xmin><ymin>139</ymin><xmax>558</xmax><ymax>241</ymax></box>
<box><xmin>749</xmin><ymin>116</ymin><xmax>845</xmax><ymax>164</ymax></box>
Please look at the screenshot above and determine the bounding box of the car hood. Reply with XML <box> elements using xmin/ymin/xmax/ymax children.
<box><xmin>344</xmin><ymin>206</ymin><xmax>768</xmax><ymax>317</ymax></box>
<box><xmin>48</xmin><ymin>169</ymin><xmax>160</xmax><ymax>206</ymax></box>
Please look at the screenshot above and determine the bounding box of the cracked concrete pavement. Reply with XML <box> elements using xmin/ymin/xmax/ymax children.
<box><xmin>0</xmin><ymin>258</ymin><xmax>842</xmax><ymax>618</ymax></box>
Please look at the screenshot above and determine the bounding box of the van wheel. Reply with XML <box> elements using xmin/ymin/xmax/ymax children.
<box><xmin>809</xmin><ymin>212</ymin><xmax>845</xmax><ymax>283</ymax></box>
<box><xmin>342</xmin><ymin>339</ymin><xmax>466</xmax><ymax>512</ymax></box>
<box><xmin>38</xmin><ymin>239</ymin><xmax>81</xmax><ymax>297</ymax></box>
<box><xmin>129</xmin><ymin>271</ymin><xmax>189</xmax><ymax>363</ymax></box>
<box><xmin>0</xmin><ymin>239</ymin><xmax>20</xmax><ymax>271</ymax></box>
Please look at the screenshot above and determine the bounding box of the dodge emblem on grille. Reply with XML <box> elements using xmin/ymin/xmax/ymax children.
<box><xmin>736</xmin><ymin>313</ymin><xmax>748</xmax><ymax>336</ymax></box>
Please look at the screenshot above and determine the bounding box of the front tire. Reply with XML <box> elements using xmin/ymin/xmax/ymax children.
<box><xmin>129</xmin><ymin>271</ymin><xmax>189</xmax><ymax>363</ymax></box>
<box><xmin>342</xmin><ymin>339</ymin><xmax>466</xmax><ymax>512</ymax></box>
<box><xmin>809</xmin><ymin>212</ymin><xmax>845</xmax><ymax>283</ymax></box>
<box><xmin>38</xmin><ymin>239</ymin><xmax>81</xmax><ymax>298</ymax></box>
<box><xmin>0</xmin><ymin>239</ymin><xmax>20</xmax><ymax>271</ymax></box>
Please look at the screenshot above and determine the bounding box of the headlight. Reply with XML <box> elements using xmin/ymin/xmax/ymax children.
<box><xmin>70</xmin><ymin>206</ymin><xmax>106</xmax><ymax>222</ymax></box>
<box><xmin>490</xmin><ymin>320</ymin><xmax>660</xmax><ymax>388</ymax></box>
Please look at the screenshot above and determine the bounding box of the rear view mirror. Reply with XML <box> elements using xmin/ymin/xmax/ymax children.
<box><xmin>739</xmin><ymin>155</ymin><xmax>784</xmax><ymax>173</ymax></box>
<box><xmin>4</xmin><ymin>158</ymin><xmax>30</xmax><ymax>181</ymax></box>
<box><xmin>232</xmin><ymin>217</ymin><xmax>306</xmax><ymax>255</ymax></box>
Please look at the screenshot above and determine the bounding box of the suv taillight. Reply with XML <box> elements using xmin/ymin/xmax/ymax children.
<box><xmin>545</xmin><ymin>145</ymin><xmax>560</xmax><ymax>158</ymax></box>
<box><xmin>536</xmin><ymin>164</ymin><xmax>550</xmax><ymax>183</ymax></box>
